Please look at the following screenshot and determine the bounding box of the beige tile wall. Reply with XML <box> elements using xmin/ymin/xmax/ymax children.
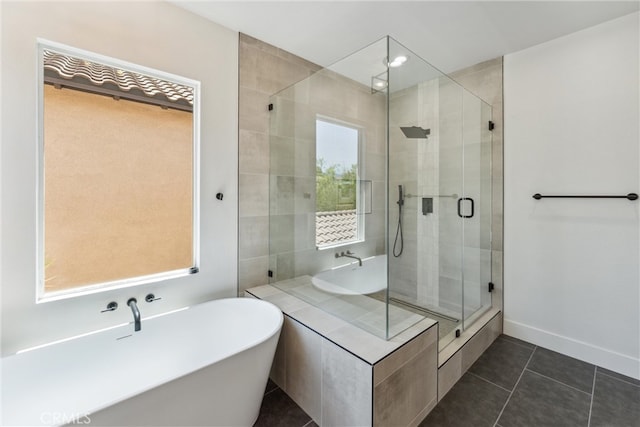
<box><xmin>238</xmin><ymin>34</ymin><xmax>321</xmax><ymax>295</ymax></box>
<box><xmin>268</xmin><ymin>68</ymin><xmax>386</xmax><ymax>283</ymax></box>
<box><xmin>321</xmin><ymin>337</ymin><xmax>373</xmax><ymax>426</ymax></box>
<box><xmin>239</xmin><ymin>33</ymin><xmax>387</xmax><ymax>295</ymax></box>
<box><xmin>388</xmin><ymin>86</ymin><xmax>420</xmax><ymax>299</ymax></box>
<box><xmin>373</xmin><ymin>325</ymin><xmax>438</xmax><ymax>426</ymax></box>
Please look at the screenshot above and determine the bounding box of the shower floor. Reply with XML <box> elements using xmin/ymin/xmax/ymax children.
<box><xmin>366</xmin><ymin>291</ymin><xmax>460</xmax><ymax>340</ymax></box>
<box><xmin>388</xmin><ymin>298</ymin><xmax>459</xmax><ymax>340</ymax></box>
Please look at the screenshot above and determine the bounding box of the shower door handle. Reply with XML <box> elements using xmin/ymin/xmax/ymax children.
<box><xmin>457</xmin><ymin>197</ymin><xmax>474</xmax><ymax>218</ymax></box>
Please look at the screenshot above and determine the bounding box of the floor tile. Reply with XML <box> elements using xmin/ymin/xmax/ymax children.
<box><xmin>257</xmin><ymin>333</ymin><xmax>640</xmax><ymax>427</ymax></box>
<box><xmin>499</xmin><ymin>334</ymin><xmax>536</xmax><ymax>350</ymax></box>
<box><xmin>596</xmin><ymin>366</ymin><xmax>640</xmax><ymax>386</ymax></box>
<box><xmin>264</xmin><ymin>378</ymin><xmax>278</xmax><ymax>394</ymax></box>
<box><xmin>589</xmin><ymin>370</ymin><xmax>640</xmax><ymax>427</ymax></box>
<box><xmin>527</xmin><ymin>347</ymin><xmax>595</xmax><ymax>393</ymax></box>
<box><xmin>498</xmin><ymin>370</ymin><xmax>591</xmax><ymax>427</ymax></box>
<box><xmin>419</xmin><ymin>372</ymin><xmax>509</xmax><ymax>427</ymax></box>
<box><xmin>467</xmin><ymin>335</ymin><xmax>534</xmax><ymax>391</ymax></box>
<box><xmin>254</xmin><ymin>387</ymin><xmax>312</xmax><ymax>427</ymax></box>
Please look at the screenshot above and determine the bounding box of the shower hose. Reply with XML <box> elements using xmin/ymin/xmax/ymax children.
<box><xmin>393</xmin><ymin>197</ymin><xmax>404</xmax><ymax>257</ymax></box>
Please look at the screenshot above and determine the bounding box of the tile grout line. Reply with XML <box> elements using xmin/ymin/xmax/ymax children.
<box><xmin>524</xmin><ymin>368</ymin><xmax>592</xmax><ymax>397</ymax></box>
<box><xmin>492</xmin><ymin>346</ymin><xmax>537</xmax><ymax>427</ymax></box>
<box><xmin>596</xmin><ymin>368</ymin><xmax>640</xmax><ymax>388</ymax></box>
<box><xmin>587</xmin><ymin>365</ymin><xmax>597</xmax><ymax>427</ymax></box>
<box><xmin>499</xmin><ymin>336</ymin><xmax>537</xmax><ymax>352</ymax></box>
<box><xmin>467</xmin><ymin>371</ymin><xmax>512</xmax><ymax>393</ymax></box>
<box><xmin>264</xmin><ymin>385</ymin><xmax>280</xmax><ymax>397</ymax></box>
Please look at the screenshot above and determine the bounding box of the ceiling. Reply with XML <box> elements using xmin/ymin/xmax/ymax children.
<box><xmin>170</xmin><ymin>1</ymin><xmax>639</xmax><ymax>74</ymax></box>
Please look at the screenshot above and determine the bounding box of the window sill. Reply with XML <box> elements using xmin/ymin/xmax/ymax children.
<box><xmin>316</xmin><ymin>239</ymin><xmax>365</xmax><ymax>251</ymax></box>
<box><xmin>36</xmin><ymin>267</ymin><xmax>196</xmax><ymax>304</ymax></box>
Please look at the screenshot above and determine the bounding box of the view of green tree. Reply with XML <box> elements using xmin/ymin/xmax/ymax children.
<box><xmin>316</xmin><ymin>158</ymin><xmax>357</xmax><ymax>212</ymax></box>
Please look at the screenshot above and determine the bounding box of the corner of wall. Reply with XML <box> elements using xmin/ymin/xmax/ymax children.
<box><xmin>237</xmin><ymin>35</ymin><xmax>320</xmax><ymax>295</ymax></box>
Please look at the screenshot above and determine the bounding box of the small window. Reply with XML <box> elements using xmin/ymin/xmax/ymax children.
<box><xmin>315</xmin><ymin>118</ymin><xmax>364</xmax><ymax>248</ymax></box>
<box><xmin>38</xmin><ymin>42</ymin><xmax>200</xmax><ymax>301</ymax></box>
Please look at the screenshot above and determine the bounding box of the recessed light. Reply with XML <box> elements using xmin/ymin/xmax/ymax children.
<box><xmin>388</xmin><ymin>55</ymin><xmax>408</xmax><ymax>68</ymax></box>
<box><xmin>371</xmin><ymin>71</ymin><xmax>388</xmax><ymax>93</ymax></box>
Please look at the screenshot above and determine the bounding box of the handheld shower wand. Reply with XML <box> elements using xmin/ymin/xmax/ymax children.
<box><xmin>393</xmin><ymin>185</ymin><xmax>404</xmax><ymax>257</ymax></box>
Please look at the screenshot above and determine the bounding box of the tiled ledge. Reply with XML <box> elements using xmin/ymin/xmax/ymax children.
<box><xmin>246</xmin><ymin>284</ymin><xmax>439</xmax><ymax>426</ymax></box>
<box><xmin>246</xmin><ymin>284</ymin><xmax>437</xmax><ymax>365</ymax></box>
<box><xmin>438</xmin><ymin>307</ymin><xmax>502</xmax><ymax>367</ymax></box>
<box><xmin>437</xmin><ymin>310</ymin><xmax>503</xmax><ymax>401</ymax></box>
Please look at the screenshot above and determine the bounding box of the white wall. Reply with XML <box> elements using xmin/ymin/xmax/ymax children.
<box><xmin>504</xmin><ymin>12</ymin><xmax>639</xmax><ymax>378</ymax></box>
<box><xmin>0</xmin><ymin>1</ymin><xmax>238</xmax><ymax>355</ymax></box>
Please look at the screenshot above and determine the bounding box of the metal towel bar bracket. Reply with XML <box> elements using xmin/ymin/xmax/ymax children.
<box><xmin>532</xmin><ymin>193</ymin><xmax>638</xmax><ymax>201</ymax></box>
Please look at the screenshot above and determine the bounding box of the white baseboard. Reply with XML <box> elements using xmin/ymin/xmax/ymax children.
<box><xmin>504</xmin><ymin>318</ymin><xmax>639</xmax><ymax>380</ymax></box>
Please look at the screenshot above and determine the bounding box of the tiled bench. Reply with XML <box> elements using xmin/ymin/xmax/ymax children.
<box><xmin>246</xmin><ymin>284</ymin><xmax>438</xmax><ymax>427</ymax></box>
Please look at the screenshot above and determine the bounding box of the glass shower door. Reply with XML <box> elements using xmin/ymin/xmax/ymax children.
<box><xmin>461</xmin><ymin>94</ymin><xmax>493</xmax><ymax>329</ymax></box>
<box><xmin>437</xmin><ymin>85</ymin><xmax>492</xmax><ymax>347</ymax></box>
<box><xmin>385</xmin><ymin>37</ymin><xmax>495</xmax><ymax>349</ymax></box>
<box><xmin>436</xmin><ymin>75</ymin><xmax>465</xmax><ymax>349</ymax></box>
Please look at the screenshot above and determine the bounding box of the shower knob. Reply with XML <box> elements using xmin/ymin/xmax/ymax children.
<box><xmin>216</xmin><ymin>193</ymin><xmax>224</xmax><ymax>200</ymax></box>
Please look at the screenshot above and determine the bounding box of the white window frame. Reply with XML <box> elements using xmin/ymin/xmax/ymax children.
<box><xmin>35</xmin><ymin>39</ymin><xmax>201</xmax><ymax>303</ymax></box>
<box><xmin>315</xmin><ymin>116</ymin><xmax>365</xmax><ymax>250</ymax></box>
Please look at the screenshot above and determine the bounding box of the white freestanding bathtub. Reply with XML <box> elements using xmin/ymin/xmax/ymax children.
<box><xmin>312</xmin><ymin>254</ymin><xmax>387</xmax><ymax>295</ymax></box>
<box><xmin>1</xmin><ymin>297</ymin><xmax>283</xmax><ymax>427</ymax></box>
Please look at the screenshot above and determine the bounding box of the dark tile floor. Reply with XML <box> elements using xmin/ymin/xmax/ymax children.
<box><xmin>254</xmin><ymin>334</ymin><xmax>640</xmax><ymax>426</ymax></box>
<box><xmin>254</xmin><ymin>379</ymin><xmax>318</xmax><ymax>427</ymax></box>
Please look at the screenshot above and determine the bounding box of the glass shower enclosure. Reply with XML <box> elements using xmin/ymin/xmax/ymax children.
<box><xmin>267</xmin><ymin>36</ymin><xmax>492</xmax><ymax>349</ymax></box>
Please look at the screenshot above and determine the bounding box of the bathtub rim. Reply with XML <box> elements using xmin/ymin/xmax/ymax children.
<box><xmin>16</xmin><ymin>297</ymin><xmax>282</xmax><ymax>356</ymax></box>
<box><xmin>311</xmin><ymin>254</ymin><xmax>386</xmax><ymax>295</ymax></box>
<box><xmin>85</xmin><ymin>297</ymin><xmax>284</xmax><ymax>419</ymax></box>
<box><xmin>2</xmin><ymin>297</ymin><xmax>283</xmax><ymax>427</ymax></box>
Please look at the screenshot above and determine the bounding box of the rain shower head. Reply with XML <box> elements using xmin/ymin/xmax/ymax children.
<box><xmin>400</xmin><ymin>126</ymin><xmax>430</xmax><ymax>139</ymax></box>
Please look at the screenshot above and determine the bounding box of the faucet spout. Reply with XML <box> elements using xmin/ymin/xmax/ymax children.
<box><xmin>335</xmin><ymin>250</ymin><xmax>362</xmax><ymax>267</ymax></box>
<box><xmin>127</xmin><ymin>298</ymin><xmax>141</xmax><ymax>332</ymax></box>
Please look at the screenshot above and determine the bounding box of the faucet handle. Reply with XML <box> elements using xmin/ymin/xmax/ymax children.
<box><xmin>101</xmin><ymin>301</ymin><xmax>118</xmax><ymax>313</ymax></box>
<box><xmin>145</xmin><ymin>293</ymin><xmax>161</xmax><ymax>303</ymax></box>
<box><xmin>346</xmin><ymin>250</ymin><xmax>354</xmax><ymax>255</ymax></box>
